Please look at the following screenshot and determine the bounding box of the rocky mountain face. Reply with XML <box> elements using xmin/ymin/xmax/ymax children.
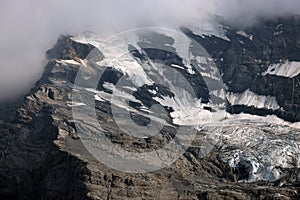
<box><xmin>0</xmin><ymin>17</ymin><xmax>300</xmax><ymax>200</ymax></box>
<box><xmin>184</xmin><ymin>16</ymin><xmax>300</xmax><ymax>122</ymax></box>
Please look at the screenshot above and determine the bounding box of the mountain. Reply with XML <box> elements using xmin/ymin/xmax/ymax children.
<box><xmin>0</xmin><ymin>17</ymin><xmax>300</xmax><ymax>199</ymax></box>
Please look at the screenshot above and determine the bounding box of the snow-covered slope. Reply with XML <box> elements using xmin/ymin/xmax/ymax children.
<box><xmin>72</xmin><ymin>28</ymin><xmax>227</xmax><ymax>127</ymax></box>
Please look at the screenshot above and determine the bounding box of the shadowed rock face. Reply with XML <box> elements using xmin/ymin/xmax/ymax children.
<box><xmin>183</xmin><ymin>16</ymin><xmax>300</xmax><ymax>122</ymax></box>
<box><xmin>0</xmin><ymin>17</ymin><xmax>300</xmax><ymax>200</ymax></box>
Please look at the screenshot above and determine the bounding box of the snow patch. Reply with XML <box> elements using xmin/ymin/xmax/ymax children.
<box><xmin>210</xmin><ymin>89</ymin><xmax>226</xmax><ymax>99</ymax></box>
<box><xmin>171</xmin><ymin>64</ymin><xmax>184</xmax><ymax>70</ymax></box>
<box><xmin>67</xmin><ymin>102</ymin><xmax>86</xmax><ymax>107</ymax></box>
<box><xmin>73</xmin><ymin>33</ymin><xmax>153</xmax><ymax>87</ymax></box>
<box><xmin>56</xmin><ymin>59</ymin><xmax>82</xmax><ymax>66</ymax></box>
<box><xmin>236</xmin><ymin>31</ymin><xmax>253</xmax><ymax>40</ymax></box>
<box><xmin>227</xmin><ymin>89</ymin><xmax>280</xmax><ymax>110</ymax></box>
<box><xmin>94</xmin><ymin>94</ymin><xmax>105</xmax><ymax>102</ymax></box>
<box><xmin>154</xmin><ymin>95</ymin><xmax>212</xmax><ymax>126</ymax></box>
<box><xmin>224</xmin><ymin>113</ymin><xmax>300</xmax><ymax>130</ymax></box>
<box><xmin>188</xmin><ymin>20</ymin><xmax>230</xmax><ymax>41</ymax></box>
<box><xmin>262</xmin><ymin>61</ymin><xmax>300</xmax><ymax>78</ymax></box>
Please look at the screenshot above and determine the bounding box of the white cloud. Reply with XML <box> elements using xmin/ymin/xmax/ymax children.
<box><xmin>0</xmin><ymin>0</ymin><xmax>299</xmax><ymax>100</ymax></box>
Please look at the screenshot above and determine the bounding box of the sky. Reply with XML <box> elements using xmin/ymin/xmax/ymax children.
<box><xmin>0</xmin><ymin>0</ymin><xmax>300</xmax><ymax>101</ymax></box>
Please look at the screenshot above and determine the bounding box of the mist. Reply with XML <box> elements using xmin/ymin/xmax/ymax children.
<box><xmin>0</xmin><ymin>0</ymin><xmax>299</xmax><ymax>101</ymax></box>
